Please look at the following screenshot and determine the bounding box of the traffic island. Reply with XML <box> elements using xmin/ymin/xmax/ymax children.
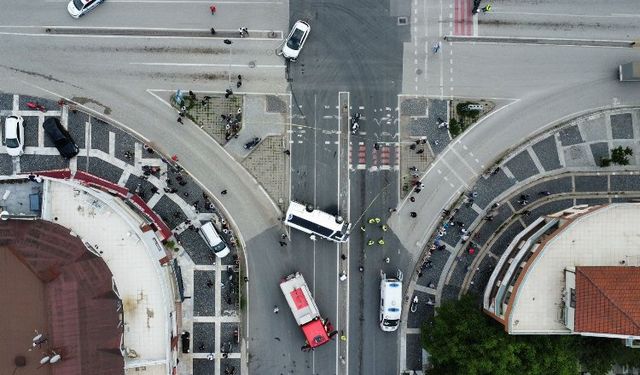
<box><xmin>171</xmin><ymin>91</ymin><xmax>243</xmax><ymax>145</ymax></box>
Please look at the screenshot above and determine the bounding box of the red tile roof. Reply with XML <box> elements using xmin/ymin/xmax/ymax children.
<box><xmin>575</xmin><ymin>266</ymin><xmax>640</xmax><ymax>336</ymax></box>
<box><xmin>0</xmin><ymin>220</ymin><xmax>123</xmax><ymax>375</ymax></box>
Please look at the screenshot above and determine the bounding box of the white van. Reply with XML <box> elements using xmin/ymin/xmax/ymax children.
<box><xmin>199</xmin><ymin>222</ymin><xmax>230</xmax><ymax>258</ymax></box>
<box><xmin>379</xmin><ymin>277</ymin><xmax>403</xmax><ymax>332</ymax></box>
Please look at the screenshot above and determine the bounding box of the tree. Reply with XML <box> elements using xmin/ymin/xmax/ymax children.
<box><xmin>422</xmin><ymin>295</ymin><xmax>579</xmax><ymax>375</ymax></box>
<box><xmin>610</xmin><ymin>146</ymin><xmax>633</xmax><ymax>165</ymax></box>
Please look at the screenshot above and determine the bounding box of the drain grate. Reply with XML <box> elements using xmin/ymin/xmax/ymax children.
<box><xmin>397</xmin><ymin>16</ymin><xmax>408</xmax><ymax>25</ymax></box>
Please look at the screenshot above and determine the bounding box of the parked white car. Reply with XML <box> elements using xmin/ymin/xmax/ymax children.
<box><xmin>282</xmin><ymin>21</ymin><xmax>310</xmax><ymax>62</ymax></box>
<box><xmin>67</xmin><ymin>0</ymin><xmax>105</xmax><ymax>18</ymax></box>
<box><xmin>4</xmin><ymin>115</ymin><xmax>24</xmax><ymax>156</ymax></box>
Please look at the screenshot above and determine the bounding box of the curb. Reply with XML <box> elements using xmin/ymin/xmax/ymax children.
<box><xmin>444</xmin><ymin>35</ymin><xmax>634</xmax><ymax>48</ymax></box>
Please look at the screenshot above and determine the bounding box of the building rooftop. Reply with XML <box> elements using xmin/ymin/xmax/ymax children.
<box><xmin>575</xmin><ymin>266</ymin><xmax>640</xmax><ymax>337</ymax></box>
<box><xmin>42</xmin><ymin>180</ymin><xmax>172</xmax><ymax>372</ymax></box>
<box><xmin>500</xmin><ymin>204</ymin><xmax>640</xmax><ymax>334</ymax></box>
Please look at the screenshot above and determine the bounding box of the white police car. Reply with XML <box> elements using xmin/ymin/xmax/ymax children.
<box><xmin>67</xmin><ymin>0</ymin><xmax>104</xmax><ymax>18</ymax></box>
<box><xmin>282</xmin><ymin>21</ymin><xmax>310</xmax><ymax>62</ymax></box>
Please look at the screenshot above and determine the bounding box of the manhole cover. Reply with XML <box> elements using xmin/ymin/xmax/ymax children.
<box><xmin>398</xmin><ymin>17</ymin><xmax>408</xmax><ymax>25</ymax></box>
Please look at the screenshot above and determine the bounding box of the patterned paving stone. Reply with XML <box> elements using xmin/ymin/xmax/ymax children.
<box><xmin>0</xmin><ymin>93</ymin><xmax>13</xmax><ymax>109</ymax></box>
<box><xmin>0</xmin><ymin>154</ymin><xmax>12</xmax><ymax>175</ymax></box>
<box><xmin>90</xmin><ymin>118</ymin><xmax>112</xmax><ymax>153</ymax></box>
<box><xmin>22</xmin><ymin>116</ymin><xmax>39</xmax><ymax>148</ymax></box>
<box><xmin>563</xmin><ymin>144</ymin><xmax>592</xmax><ymax>167</ymax></box>
<box><xmin>611</xmin><ymin>113</ymin><xmax>634</xmax><ymax>139</ymax></box>
<box><xmin>20</xmin><ymin>154</ymin><xmax>68</xmax><ymax>173</ymax></box>
<box><xmin>521</xmin><ymin>198</ymin><xmax>574</xmax><ymax>226</ymax></box>
<box><xmin>575</xmin><ymin>198</ymin><xmax>610</xmax><ymax>205</ymax></box>
<box><xmin>610</xmin><ymin>174</ymin><xmax>640</xmax><ymax>192</ymax></box>
<box><xmin>580</xmin><ymin>117</ymin><xmax>608</xmax><ymax>142</ymax></box>
<box><xmin>505</xmin><ymin>150</ymin><xmax>539</xmax><ymax>182</ymax></box>
<box><xmin>220</xmin><ymin>359</ymin><xmax>241</xmax><ymax>375</ymax></box>
<box><xmin>67</xmin><ymin>110</ymin><xmax>87</xmax><ymax>148</ymax></box>
<box><xmin>193</xmin><ymin>322</ymin><xmax>216</xmax><ymax>352</ymax></box>
<box><xmin>489</xmin><ymin>221</ymin><xmax>525</xmax><ymax>258</ymax></box>
<box><xmin>221</xmin><ymin>269</ymin><xmax>239</xmax><ymax>314</ymax></box>
<box><xmin>193</xmin><ymin>359</ymin><xmax>216</xmax><ymax>375</ymax></box>
<box><xmin>575</xmin><ymin>175</ymin><xmax>608</xmax><ymax>192</ymax></box>
<box><xmin>400</xmin><ymin>97</ymin><xmax>428</xmax><ymax>117</ymax></box>
<box><xmin>114</xmin><ymin>128</ymin><xmax>137</xmax><ymax>166</ymax></box>
<box><xmin>87</xmin><ymin>157</ymin><xmax>123</xmax><ymax>184</ymax></box>
<box><xmin>241</xmin><ymin>135</ymin><xmax>288</xmax><ymax>211</ymax></box>
<box><xmin>472</xmin><ymin>169</ymin><xmax>514</xmax><ymax>208</ymax></box>
<box><xmin>473</xmin><ymin>204</ymin><xmax>513</xmax><ymax>246</ymax></box>
<box><xmin>220</xmin><ymin>323</ymin><xmax>240</xmax><ymax>353</ymax></box>
<box><xmin>124</xmin><ymin>174</ymin><xmax>157</xmax><ymax>202</ymax></box>
<box><xmin>179</xmin><ymin>228</ymin><xmax>215</xmax><ymax>265</ymax></box>
<box><xmin>407</xmin><ymin>290</ymin><xmax>435</xmax><ymax>328</ymax></box>
<box><xmin>266</xmin><ymin>95</ymin><xmax>288</xmax><ymax>113</ymax></box>
<box><xmin>532</xmin><ymin>135</ymin><xmax>561</xmax><ymax>171</ymax></box>
<box><xmin>507</xmin><ymin>176</ymin><xmax>573</xmax><ymax>208</ymax></box>
<box><xmin>416</xmin><ymin>248</ymin><xmax>449</xmax><ymax>286</ymax></box>
<box><xmin>589</xmin><ymin>142</ymin><xmax>609</xmax><ymax>165</ymax></box>
<box><xmin>558</xmin><ymin>125</ymin><xmax>584</xmax><ymax>146</ymax></box>
<box><xmin>194</xmin><ymin>271</ymin><xmax>216</xmax><ymax>317</ymax></box>
<box><xmin>440</xmin><ymin>284</ymin><xmax>461</xmax><ymax>302</ymax></box>
<box><xmin>405</xmin><ymin>334</ymin><xmax>424</xmax><ymax>371</ymax></box>
<box><xmin>153</xmin><ymin>195</ymin><xmax>188</xmax><ymax>229</ymax></box>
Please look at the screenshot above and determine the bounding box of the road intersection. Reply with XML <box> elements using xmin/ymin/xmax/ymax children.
<box><xmin>0</xmin><ymin>0</ymin><xmax>639</xmax><ymax>374</ymax></box>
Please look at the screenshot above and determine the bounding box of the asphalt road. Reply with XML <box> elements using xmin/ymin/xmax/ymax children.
<box><xmin>287</xmin><ymin>0</ymin><xmax>406</xmax><ymax>373</ymax></box>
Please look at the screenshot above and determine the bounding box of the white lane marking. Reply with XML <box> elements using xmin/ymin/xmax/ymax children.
<box><xmin>131</xmin><ymin>62</ymin><xmax>284</xmax><ymax>68</ymax></box>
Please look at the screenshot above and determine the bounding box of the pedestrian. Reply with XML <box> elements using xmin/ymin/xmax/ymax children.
<box><xmin>359</xmin><ymin>266</ymin><xmax>364</xmax><ymax>272</ymax></box>
<box><xmin>206</xmin><ymin>279</ymin><xmax>214</xmax><ymax>288</ymax></box>
<box><xmin>384</xmin><ymin>257</ymin><xmax>390</xmax><ymax>263</ymax></box>
<box><xmin>210</xmin><ymin>28</ymin><xmax>216</xmax><ymax>35</ymax></box>
<box><xmin>239</xmin><ymin>27</ymin><xmax>247</xmax><ymax>37</ymax></box>
<box><xmin>224</xmin><ymin>39</ymin><xmax>232</xmax><ymax>45</ymax></box>
<box><xmin>237</xmin><ymin>80</ymin><xmax>242</xmax><ymax>88</ymax></box>
<box><xmin>410</xmin><ymin>196</ymin><xmax>416</xmax><ymax>202</ymax></box>
<box><xmin>177</xmin><ymin>117</ymin><xmax>183</xmax><ymax>124</ymax></box>
<box><xmin>221</xmin><ymin>189</ymin><xmax>227</xmax><ymax>195</ymax></box>
<box><xmin>410</xmin><ymin>211</ymin><xmax>417</xmax><ymax>218</ymax></box>
<box><xmin>237</xmin><ymin>74</ymin><xmax>242</xmax><ymax>81</ymax></box>
<box><xmin>281</xmin><ymin>233</ymin><xmax>288</xmax><ymax>240</ymax></box>
<box><xmin>273</xmin><ymin>305</ymin><xmax>279</xmax><ymax>314</ymax></box>
<box><xmin>171</xmin><ymin>154</ymin><xmax>179</xmax><ymax>161</ymax></box>
<box><xmin>374</xmin><ymin>143</ymin><xmax>380</xmax><ymax>150</ymax></box>
<box><xmin>198</xmin><ymin>342</ymin><xmax>206</xmax><ymax>351</ymax></box>
<box><xmin>279</xmin><ymin>241</ymin><xmax>287</xmax><ymax>247</ymax></box>
<box><xmin>481</xmin><ymin>4</ymin><xmax>491</xmax><ymax>13</ymax></box>
<box><xmin>416</xmin><ymin>149</ymin><xmax>425</xmax><ymax>154</ymax></box>
<box><xmin>409</xmin><ymin>144</ymin><xmax>416</xmax><ymax>150</ymax></box>
<box><xmin>389</xmin><ymin>207</ymin><xmax>397</xmax><ymax>213</ymax></box>
<box><xmin>207</xmin><ymin>353</ymin><xmax>214</xmax><ymax>360</ymax></box>
<box><xmin>209</xmin><ymin>4</ymin><xmax>216</xmax><ymax>14</ymax></box>
<box><xmin>341</xmin><ymin>254</ymin><xmax>347</xmax><ymax>260</ymax></box>
<box><xmin>415</xmin><ymin>188</ymin><xmax>422</xmax><ymax>194</ymax></box>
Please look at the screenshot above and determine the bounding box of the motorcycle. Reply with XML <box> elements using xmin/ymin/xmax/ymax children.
<box><xmin>351</xmin><ymin>112</ymin><xmax>361</xmax><ymax>134</ymax></box>
<box><xmin>410</xmin><ymin>295</ymin><xmax>419</xmax><ymax>313</ymax></box>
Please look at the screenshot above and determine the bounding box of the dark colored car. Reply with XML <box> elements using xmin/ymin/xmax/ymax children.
<box><xmin>244</xmin><ymin>137</ymin><xmax>261</xmax><ymax>150</ymax></box>
<box><xmin>181</xmin><ymin>331</ymin><xmax>190</xmax><ymax>353</ymax></box>
<box><xmin>43</xmin><ymin>118</ymin><xmax>79</xmax><ymax>159</ymax></box>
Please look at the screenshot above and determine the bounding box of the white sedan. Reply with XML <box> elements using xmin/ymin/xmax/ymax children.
<box><xmin>67</xmin><ymin>0</ymin><xmax>105</xmax><ymax>18</ymax></box>
<box><xmin>282</xmin><ymin>21</ymin><xmax>310</xmax><ymax>62</ymax></box>
<box><xmin>4</xmin><ymin>115</ymin><xmax>24</xmax><ymax>156</ymax></box>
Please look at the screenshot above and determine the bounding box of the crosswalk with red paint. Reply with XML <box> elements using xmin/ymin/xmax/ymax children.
<box><xmin>349</xmin><ymin>142</ymin><xmax>400</xmax><ymax>172</ymax></box>
<box><xmin>454</xmin><ymin>0</ymin><xmax>473</xmax><ymax>36</ymax></box>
